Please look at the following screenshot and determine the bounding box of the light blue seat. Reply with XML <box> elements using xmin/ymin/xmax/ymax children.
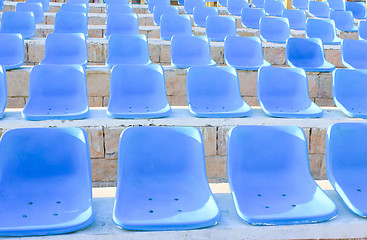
<box><xmin>16</xmin><ymin>2</ymin><xmax>44</xmax><ymax>23</ymax></box>
<box><xmin>107</xmin><ymin>64</ymin><xmax>171</xmax><ymax>119</ymax></box>
<box><xmin>0</xmin><ymin>12</ymin><xmax>35</xmax><ymax>39</ymax></box>
<box><xmin>171</xmin><ymin>35</ymin><xmax>216</xmax><ymax>68</ymax></box>
<box><xmin>148</xmin><ymin>0</ymin><xmax>170</xmax><ymax>13</ymax></box>
<box><xmin>160</xmin><ymin>14</ymin><xmax>192</xmax><ymax>41</ymax></box>
<box><xmin>292</xmin><ymin>0</ymin><xmax>308</xmax><ymax>10</ymax></box>
<box><xmin>153</xmin><ymin>5</ymin><xmax>179</xmax><ymax>26</ymax></box>
<box><xmin>187</xmin><ymin>66</ymin><xmax>252</xmax><ymax>118</ymax></box>
<box><xmin>306</xmin><ymin>18</ymin><xmax>341</xmax><ymax>45</ymax></box>
<box><xmin>54</xmin><ymin>11</ymin><xmax>88</xmax><ymax>38</ymax></box>
<box><xmin>282</xmin><ymin>9</ymin><xmax>306</xmax><ymax>30</ymax></box>
<box><xmin>359</xmin><ymin>21</ymin><xmax>367</xmax><ymax>40</ymax></box>
<box><xmin>113</xmin><ymin>126</ymin><xmax>221</xmax><ymax>230</ymax></box>
<box><xmin>227</xmin><ymin>0</ymin><xmax>249</xmax><ymax>16</ymax></box>
<box><xmin>218</xmin><ymin>0</ymin><xmax>227</xmax><ymax>6</ymax></box>
<box><xmin>105</xmin><ymin>0</ymin><xmax>129</xmax><ymax>4</ymax></box>
<box><xmin>106</xmin><ymin>3</ymin><xmax>133</xmax><ymax>14</ymax></box>
<box><xmin>107</xmin><ymin>34</ymin><xmax>151</xmax><ymax>68</ymax></box>
<box><xmin>329</xmin><ymin>10</ymin><xmax>358</xmax><ymax>32</ymax></box>
<box><xmin>23</xmin><ymin>65</ymin><xmax>89</xmax><ymax>121</ymax></box>
<box><xmin>252</xmin><ymin>0</ymin><xmax>264</xmax><ymax>8</ymax></box>
<box><xmin>346</xmin><ymin>2</ymin><xmax>366</xmax><ymax>19</ymax></box>
<box><xmin>286</xmin><ymin>37</ymin><xmax>335</xmax><ymax>72</ymax></box>
<box><xmin>227</xmin><ymin>125</ymin><xmax>338</xmax><ymax>225</ymax></box>
<box><xmin>60</xmin><ymin>3</ymin><xmax>88</xmax><ymax>14</ymax></box>
<box><xmin>0</xmin><ymin>34</ymin><xmax>24</xmax><ymax>70</ymax></box>
<box><xmin>308</xmin><ymin>1</ymin><xmax>329</xmax><ymax>18</ymax></box>
<box><xmin>259</xmin><ymin>17</ymin><xmax>291</xmax><ymax>44</ymax></box>
<box><xmin>184</xmin><ymin>0</ymin><xmax>205</xmax><ymax>14</ymax></box>
<box><xmin>0</xmin><ymin>127</ymin><xmax>94</xmax><ymax>236</ymax></box>
<box><xmin>25</xmin><ymin>0</ymin><xmax>49</xmax><ymax>12</ymax></box>
<box><xmin>0</xmin><ymin>66</ymin><xmax>6</xmax><ymax>119</ymax></box>
<box><xmin>206</xmin><ymin>16</ymin><xmax>236</xmax><ymax>42</ymax></box>
<box><xmin>105</xmin><ymin>13</ymin><xmax>139</xmax><ymax>39</ymax></box>
<box><xmin>224</xmin><ymin>36</ymin><xmax>271</xmax><ymax>70</ymax></box>
<box><xmin>341</xmin><ymin>39</ymin><xmax>367</xmax><ymax>69</ymax></box>
<box><xmin>264</xmin><ymin>0</ymin><xmax>285</xmax><ymax>17</ymax></box>
<box><xmin>327</xmin><ymin>0</ymin><xmax>345</xmax><ymax>11</ymax></box>
<box><xmin>193</xmin><ymin>6</ymin><xmax>219</xmax><ymax>28</ymax></box>
<box><xmin>258</xmin><ymin>66</ymin><xmax>323</xmax><ymax>118</ymax></box>
<box><xmin>241</xmin><ymin>8</ymin><xmax>265</xmax><ymax>29</ymax></box>
<box><xmin>66</xmin><ymin>0</ymin><xmax>89</xmax><ymax>11</ymax></box>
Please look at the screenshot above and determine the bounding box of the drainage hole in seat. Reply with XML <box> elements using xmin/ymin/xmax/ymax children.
<box><xmin>257</xmin><ymin>194</ymin><xmax>262</xmax><ymax>197</ymax></box>
<box><xmin>53</xmin><ymin>213</ymin><xmax>58</xmax><ymax>216</ymax></box>
<box><xmin>28</xmin><ymin>202</ymin><xmax>33</xmax><ymax>205</ymax></box>
<box><xmin>56</xmin><ymin>201</ymin><xmax>61</xmax><ymax>204</ymax></box>
<box><xmin>292</xmin><ymin>204</ymin><xmax>296</xmax><ymax>207</ymax></box>
<box><xmin>174</xmin><ymin>198</ymin><xmax>179</xmax><ymax>201</ymax></box>
<box><xmin>148</xmin><ymin>198</ymin><xmax>153</xmax><ymax>201</ymax></box>
<box><xmin>22</xmin><ymin>214</ymin><xmax>28</xmax><ymax>218</ymax></box>
<box><xmin>357</xmin><ymin>189</ymin><xmax>362</xmax><ymax>192</ymax></box>
<box><xmin>177</xmin><ymin>209</ymin><xmax>182</xmax><ymax>212</ymax></box>
<box><xmin>48</xmin><ymin>108</ymin><xmax>51</xmax><ymax>110</ymax></box>
<box><xmin>149</xmin><ymin>210</ymin><xmax>154</xmax><ymax>213</ymax></box>
<box><xmin>351</xmin><ymin>108</ymin><xmax>354</xmax><ymax>110</ymax></box>
<box><xmin>265</xmin><ymin>206</ymin><xmax>269</xmax><ymax>209</ymax></box>
<box><xmin>282</xmin><ymin>194</ymin><xmax>286</xmax><ymax>197</ymax></box>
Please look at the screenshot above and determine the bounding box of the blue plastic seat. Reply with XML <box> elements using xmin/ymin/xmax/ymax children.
<box><xmin>106</xmin><ymin>3</ymin><xmax>133</xmax><ymax>14</ymax></box>
<box><xmin>187</xmin><ymin>66</ymin><xmax>252</xmax><ymax>118</ymax></box>
<box><xmin>105</xmin><ymin>0</ymin><xmax>129</xmax><ymax>4</ymax></box>
<box><xmin>0</xmin><ymin>34</ymin><xmax>24</xmax><ymax>70</ymax></box>
<box><xmin>206</xmin><ymin>16</ymin><xmax>236</xmax><ymax>42</ymax></box>
<box><xmin>16</xmin><ymin>2</ymin><xmax>44</xmax><ymax>23</ymax></box>
<box><xmin>184</xmin><ymin>0</ymin><xmax>205</xmax><ymax>14</ymax></box>
<box><xmin>148</xmin><ymin>0</ymin><xmax>170</xmax><ymax>13</ymax></box>
<box><xmin>308</xmin><ymin>1</ymin><xmax>329</xmax><ymax>18</ymax></box>
<box><xmin>359</xmin><ymin>21</ymin><xmax>367</xmax><ymax>40</ymax></box>
<box><xmin>54</xmin><ymin>11</ymin><xmax>88</xmax><ymax>38</ymax></box>
<box><xmin>0</xmin><ymin>66</ymin><xmax>6</xmax><ymax>119</ymax></box>
<box><xmin>346</xmin><ymin>1</ymin><xmax>366</xmax><ymax>19</ymax></box>
<box><xmin>193</xmin><ymin>6</ymin><xmax>219</xmax><ymax>28</ymax></box>
<box><xmin>0</xmin><ymin>11</ymin><xmax>35</xmax><ymax>39</ymax></box>
<box><xmin>227</xmin><ymin>125</ymin><xmax>338</xmax><ymax>225</ymax></box>
<box><xmin>66</xmin><ymin>0</ymin><xmax>89</xmax><ymax>11</ymax></box>
<box><xmin>252</xmin><ymin>0</ymin><xmax>264</xmax><ymax>8</ymax></box>
<box><xmin>25</xmin><ymin>0</ymin><xmax>49</xmax><ymax>12</ymax></box>
<box><xmin>178</xmin><ymin>0</ymin><xmax>184</xmax><ymax>5</ymax></box>
<box><xmin>105</xmin><ymin>13</ymin><xmax>139</xmax><ymax>39</ymax></box>
<box><xmin>282</xmin><ymin>9</ymin><xmax>306</xmax><ymax>30</ymax></box>
<box><xmin>259</xmin><ymin>17</ymin><xmax>291</xmax><ymax>44</ymax></box>
<box><xmin>341</xmin><ymin>39</ymin><xmax>367</xmax><ymax>69</ymax></box>
<box><xmin>0</xmin><ymin>127</ymin><xmax>94</xmax><ymax>236</ymax></box>
<box><xmin>327</xmin><ymin>0</ymin><xmax>345</xmax><ymax>11</ymax></box>
<box><xmin>0</xmin><ymin>0</ymin><xmax>3</xmax><ymax>11</ymax></box>
<box><xmin>329</xmin><ymin>10</ymin><xmax>358</xmax><ymax>32</ymax></box>
<box><xmin>292</xmin><ymin>0</ymin><xmax>308</xmax><ymax>10</ymax></box>
<box><xmin>107</xmin><ymin>64</ymin><xmax>171</xmax><ymax>118</ymax></box>
<box><xmin>60</xmin><ymin>3</ymin><xmax>88</xmax><ymax>14</ymax></box>
<box><xmin>113</xmin><ymin>126</ymin><xmax>221</xmax><ymax>230</ymax></box>
<box><xmin>258</xmin><ymin>66</ymin><xmax>323</xmax><ymax>118</ymax></box>
<box><xmin>218</xmin><ymin>0</ymin><xmax>227</xmax><ymax>6</ymax></box>
<box><xmin>171</xmin><ymin>35</ymin><xmax>216</xmax><ymax>68</ymax></box>
<box><xmin>241</xmin><ymin>8</ymin><xmax>265</xmax><ymax>29</ymax></box>
<box><xmin>227</xmin><ymin>0</ymin><xmax>249</xmax><ymax>16</ymax></box>
<box><xmin>23</xmin><ymin>65</ymin><xmax>89</xmax><ymax>120</ymax></box>
<box><xmin>264</xmin><ymin>0</ymin><xmax>285</xmax><ymax>17</ymax></box>
<box><xmin>160</xmin><ymin>14</ymin><xmax>192</xmax><ymax>41</ymax></box>
<box><xmin>224</xmin><ymin>36</ymin><xmax>271</xmax><ymax>70</ymax></box>
<box><xmin>153</xmin><ymin>5</ymin><xmax>179</xmax><ymax>26</ymax></box>
<box><xmin>306</xmin><ymin>18</ymin><xmax>341</xmax><ymax>45</ymax></box>
<box><xmin>286</xmin><ymin>37</ymin><xmax>335</xmax><ymax>72</ymax></box>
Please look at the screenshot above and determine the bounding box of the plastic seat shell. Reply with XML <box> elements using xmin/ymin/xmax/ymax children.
<box><xmin>306</xmin><ymin>18</ymin><xmax>341</xmax><ymax>45</ymax></box>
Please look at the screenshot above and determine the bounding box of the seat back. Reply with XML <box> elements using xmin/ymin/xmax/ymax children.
<box><xmin>286</xmin><ymin>38</ymin><xmax>325</xmax><ymax>68</ymax></box>
<box><xmin>60</xmin><ymin>3</ymin><xmax>88</xmax><ymax>13</ymax></box>
<box><xmin>106</xmin><ymin>3</ymin><xmax>133</xmax><ymax>14</ymax></box>
<box><xmin>105</xmin><ymin>13</ymin><xmax>139</xmax><ymax>38</ymax></box>
<box><xmin>0</xmin><ymin>11</ymin><xmax>35</xmax><ymax>39</ymax></box>
<box><xmin>282</xmin><ymin>9</ymin><xmax>306</xmax><ymax>30</ymax></box>
<box><xmin>153</xmin><ymin>5</ymin><xmax>179</xmax><ymax>26</ymax></box>
<box><xmin>148</xmin><ymin>0</ymin><xmax>170</xmax><ymax>13</ymax></box>
<box><xmin>66</xmin><ymin>0</ymin><xmax>89</xmax><ymax>11</ymax></box>
<box><xmin>327</xmin><ymin>0</ymin><xmax>345</xmax><ymax>11</ymax></box>
<box><xmin>184</xmin><ymin>0</ymin><xmax>205</xmax><ymax>14</ymax></box>
<box><xmin>259</xmin><ymin>16</ymin><xmax>290</xmax><ymax>43</ymax></box>
<box><xmin>0</xmin><ymin>34</ymin><xmax>25</xmax><ymax>70</ymax></box>
<box><xmin>264</xmin><ymin>0</ymin><xmax>285</xmax><ymax>17</ymax></box>
<box><xmin>227</xmin><ymin>0</ymin><xmax>249</xmax><ymax>15</ymax></box>
<box><xmin>16</xmin><ymin>2</ymin><xmax>44</xmax><ymax>23</ymax></box>
<box><xmin>292</xmin><ymin>0</ymin><xmax>308</xmax><ymax>10</ymax></box>
<box><xmin>306</xmin><ymin>18</ymin><xmax>338</xmax><ymax>44</ymax></box>
<box><xmin>25</xmin><ymin>0</ymin><xmax>49</xmax><ymax>12</ymax></box>
<box><xmin>329</xmin><ymin>10</ymin><xmax>357</xmax><ymax>31</ymax></box>
<box><xmin>105</xmin><ymin>0</ymin><xmax>129</xmax><ymax>4</ymax></box>
<box><xmin>206</xmin><ymin>16</ymin><xmax>236</xmax><ymax>42</ymax></box>
<box><xmin>346</xmin><ymin>2</ymin><xmax>366</xmax><ymax>19</ymax></box>
<box><xmin>193</xmin><ymin>6</ymin><xmax>219</xmax><ymax>28</ymax></box>
<box><xmin>359</xmin><ymin>21</ymin><xmax>367</xmax><ymax>40</ymax></box>
<box><xmin>341</xmin><ymin>39</ymin><xmax>367</xmax><ymax>69</ymax></box>
<box><xmin>241</xmin><ymin>8</ymin><xmax>265</xmax><ymax>29</ymax></box>
<box><xmin>0</xmin><ymin>66</ymin><xmax>6</xmax><ymax>119</ymax></box>
<box><xmin>252</xmin><ymin>0</ymin><xmax>265</xmax><ymax>8</ymax></box>
<box><xmin>308</xmin><ymin>1</ymin><xmax>329</xmax><ymax>18</ymax></box>
<box><xmin>54</xmin><ymin>11</ymin><xmax>88</xmax><ymax>37</ymax></box>
<box><xmin>218</xmin><ymin>0</ymin><xmax>227</xmax><ymax>6</ymax></box>
<box><xmin>160</xmin><ymin>14</ymin><xmax>192</xmax><ymax>40</ymax></box>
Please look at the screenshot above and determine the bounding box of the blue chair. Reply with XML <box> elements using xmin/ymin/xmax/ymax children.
<box><xmin>105</xmin><ymin>0</ymin><xmax>129</xmax><ymax>4</ymax></box>
<box><xmin>22</xmin><ymin>65</ymin><xmax>89</xmax><ymax>121</ymax></box>
<box><xmin>292</xmin><ymin>0</ymin><xmax>308</xmax><ymax>10</ymax></box>
<box><xmin>282</xmin><ymin>9</ymin><xmax>306</xmax><ymax>30</ymax></box>
<box><xmin>105</xmin><ymin>13</ymin><xmax>139</xmax><ymax>39</ymax></box>
<box><xmin>0</xmin><ymin>66</ymin><xmax>6</xmax><ymax>119</ymax></box>
<box><xmin>16</xmin><ymin>2</ymin><xmax>44</xmax><ymax>24</ymax></box>
<box><xmin>153</xmin><ymin>5</ymin><xmax>179</xmax><ymax>26</ymax></box>
<box><xmin>25</xmin><ymin>0</ymin><xmax>49</xmax><ymax>12</ymax></box>
<box><xmin>346</xmin><ymin>2</ymin><xmax>366</xmax><ymax>19</ymax></box>
<box><xmin>171</xmin><ymin>35</ymin><xmax>216</xmax><ymax>68</ymax></box>
<box><xmin>258</xmin><ymin>66</ymin><xmax>323</xmax><ymax>118</ymax></box>
<box><xmin>330</xmin><ymin>10</ymin><xmax>358</xmax><ymax>32</ymax></box>
<box><xmin>66</xmin><ymin>0</ymin><xmax>89</xmax><ymax>11</ymax></box>
<box><xmin>193</xmin><ymin>6</ymin><xmax>219</xmax><ymax>28</ymax></box>
<box><xmin>54</xmin><ymin>12</ymin><xmax>88</xmax><ymax>38</ymax></box>
<box><xmin>0</xmin><ymin>127</ymin><xmax>94</xmax><ymax>236</ymax></box>
<box><xmin>0</xmin><ymin>34</ymin><xmax>24</xmax><ymax>70</ymax></box>
<box><xmin>113</xmin><ymin>126</ymin><xmax>221</xmax><ymax>230</ymax></box>
<box><xmin>341</xmin><ymin>39</ymin><xmax>367</xmax><ymax>69</ymax></box>
<box><xmin>107</xmin><ymin>64</ymin><xmax>171</xmax><ymax>119</ymax></box>
<box><xmin>286</xmin><ymin>37</ymin><xmax>335</xmax><ymax>72</ymax></box>
<box><xmin>0</xmin><ymin>12</ymin><xmax>35</xmax><ymax>39</ymax></box>
<box><xmin>187</xmin><ymin>66</ymin><xmax>252</xmax><ymax>118</ymax></box>
<box><xmin>60</xmin><ymin>3</ymin><xmax>88</xmax><ymax>14</ymax></box>
<box><xmin>264</xmin><ymin>0</ymin><xmax>285</xmax><ymax>17</ymax></box>
<box><xmin>224</xmin><ymin>36</ymin><xmax>271</xmax><ymax>70</ymax></box>
<box><xmin>218</xmin><ymin>0</ymin><xmax>227</xmax><ymax>6</ymax></box>
<box><xmin>178</xmin><ymin>0</ymin><xmax>184</xmax><ymax>4</ymax></box>
<box><xmin>106</xmin><ymin>3</ymin><xmax>133</xmax><ymax>14</ymax></box>
<box><xmin>327</xmin><ymin>0</ymin><xmax>345</xmax><ymax>11</ymax></box>
<box><xmin>160</xmin><ymin>14</ymin><xmax>192</xmax><ymax>41</ymax></box>
<box><xmin>148</xmin><ymin>0</ymin><xmax>170</xmax><ymax>13</ymax></box>
<box><xmin>227</xmin><ymin>0</ymin><xmax>249</xmax><ymax>16</ymax></box>
<box><xmin>227</xmin><ymin>125</ymin><xmax>338</xmax><ymax>225</ymax></box>
<box><xmin>252</xmin><ymin>0</ymin><xmax>264</xmax><ymax>8</ymax></box>
<box><xmin>184</xmin><ymin>0</ymin><xmax>205</xmax><ymax>14</ymax></box>
<box><xmin>308</xmin><ymin>1</ymin><xmax>329</xmax><ymax>18</ymax></box>
<box><xmin>306</xmin><ymin>18</ymin><xmax>341</xmax><ymax>45</ymax></box>
<box><xmin>40</xmin><ymin>33</ymin><xmax>87</xmax><ymax>66</ymax></box>
<box><xmin>241</xmin><ymin>8</ymin><xmax>265</xmax><ymax>29</ymax></box>
<box><xmin>0</xmin><ymin>0</ymin><xmax>3</xmax><ymax>11</ymax></box>
<box><xmin>259</xmin><ymin>17</ymin><xmax>291</xmax><ymax>44</ymax></box>
<box><xmin>359</xmin><ymin>21</ymin><xmax>367</xmax><ymax>40</ymax></box>
<box><xmin>326</xmin><ymin>123</ymin><xmax>367</xmax><ymax>217</ymax></box>
<box><xmin>206</xmin><ymin>16</ymin><xmax>237</xmax><ymax>42</ymax></box>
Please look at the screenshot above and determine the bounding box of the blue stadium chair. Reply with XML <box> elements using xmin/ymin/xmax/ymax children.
<box><xmin>105</xmin><ymin>13</ymin><xmax>139</xmax><ymax>39</ymax></box>
<box><xmin>0</xmin><ymin>127</ymin><xmax>94</xmax><ymax>236</ymax></box>
<box><xmin>327</xmin><ymin>0</ymin><xmax>345</xmax><ymax>11</ymax></box>
<box><xmin>153</xmin><ymin>5</ymin><xmax>179</xmax><ymax>26</ymax></box>
<box><xmin>326</xmin><ymin>123</ymin><xmax>367</xmax><ymax>217</ymax></box>
<box><xmin>259</xmin><ymin>17</ymin><xmax>291</xmax><ymax>44</ymax></box>
<box><xmin>218</xmin><ymin>0</ymin><xmax>227</xmax><ymax>6</ymax></box>
<box><xmin>0</xmin><ymin>11</ymin><xmax>35</xmax><ymax>39</ymax></box>
<box><xmin>286</xmin><ymin>37</ymin><xmax>335</xmax><ymax>72</ymax></box>
<box><xmin>60</xmin><ymin>3</ymin><xmax>88</xmax><ymax>14</ymax></box>
<box><xmin>54</xmin><ymin>11</ymin><xmax>88</xmax><ymax>38</ymax></box>
<box><xmin>40</xmin><ymin>33</ymin><xmax>87</xmax><ymax>66</ymax></box>
<box><xmin>107</xmin><ymin>64</ymin><xmax>171</xmax><ymax>118</ymax></box>
<box><xmin>227</xmin><ymin>125</ymin><xmax>338</xmax><ymax>225</ymax></box>
<box><xmin>224</xmin><ymin>36</ymin><xmax>271</xmax><ymax>70</ymax></box>
<box><xmin>264</xmin><ymin>0</ymin><xmax>285</xmax><ymax>17</ymax></box>
<box><xmin>113</xmin><ymin>126</ymin><xmax>221</xmax><ymax>230</ymax></box>
<box><xmin>22</xmin><ymin>65</ymin><xmax>89</xmax><ymax>120</ymax></box>
<box><xmin>66</xmin><ymin>0</ymin><xmax>89</xmax><ymax>11</ymax></box>
<box><xmin>0</xmin><ymin>34</ymin><xmax>24</xmax><ymax>70</ymax></box>
<box><xmin>306</xmin><ymin>18</ymin><xmax>341</xmax><ymax>45</ymax></box>
<box><xmin>25</xmin><ymin>0</ymin><xmax>49</xmax><ymax>12</ymax></box>
<box><xmin>148</xmin><ymin>0</ymin><xmax>170</xmax><ymax>13</ymax></box>
<box><xmin>105</xmin><ymin>0</ymin><xmax>129</xmax><ymax>4</ymax></box>
<box><xmin>282</xmin><ymin>9</ymin><xmax>306</xmax><ymax>30</ymax></box>
<box><xmin>193</xmin><ymin>6</ymin><xmax>219</xmax><ymax>28</ymax></box>
<box><xmin>241</xmin><ymin>8</ymin><xmax>265</xmax><ymax>29</ymax></box>
<box><xmin>341</xmin><ymin>39</ymin><xmax>367</xmax><ymax>69</ymax></box>
<box><xmin>206</xmin><ymin>16</ymin><xmax>236</xmax><ymax>42</ymax></box>
<box><xmin>292</xmin><ymin>0</ymin><xmax>308</xmax><ymax>10</ymax></box>
<box><xmin>329</xmin><ymin>10</ymin><xmax>358</xmax><ymax>32</ymax></box>
<box><xmin>252</xmin><ymin>0</ymin><xmax>264</xmax><ymax>8</ymax></box>
<box><xmin>107</xmin><ymin>34</ymin><xmax>151</xmax><ymax>67</ymax></box>
<box><xmin>184</xmin><ymin>0</ymin><xmax>205</xmax><ymax>14</ymax></box>
<box><xmin>106</xmin><ymin>3</ymin><xmax>133</xmax><ymax>14</ymax></box>
<box><xmin>359</xmin><ymin>21</ymin><xmax>367</xmax><ymax>40</ymax></box>
<box><xmin>308</xmin><ymin>1</ymin><xmax>329</xmax><ymax>18</ymax></box>
<box><xmin>258</xmin><ymin>66</ymin><xmax>323</xmax><ymax>118</ymax></box>
<box><xmin>0</xmin><ymin>0</ymin><xmax>3</xmax><ymax>11</ymax></box>
<box><xmin>160</xmin><ymin>14</ymin><xmax>192</xmax><ymax>41</ymax></box>
<box><xmin>171</xmin><ymin>35</ymin><xmax>216</xmax><ymax>68</ymax></box>
<box><xmin>346</xmin><ymin>2</ymin><xmax>366</xmax><ymax>19</ymax></box>
<box><xmin>187</xmin><ymin>66</ymin><xmax>252</xmax><ymax>118</ymax></box>
<box><xmin>16</xmin><ymin>2</ymin><xmax>44</xmax><ymax>24</ymax></box>
<box><xmin>0</xmin><ymin>66</ymin><xmax>6</xmax><ymax>119</ymax></box>
<box><xmin>227</xmin><ymin>0</ymin><xmax>249</xmax><ymax>16</ymax></box>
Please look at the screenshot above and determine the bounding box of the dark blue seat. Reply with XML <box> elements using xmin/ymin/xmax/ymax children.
<box><xmin>227</xmin><ymin>125</ymin><xmax>338</xmax><ymax>225</ymax></box>
<box><xmin>292</xmin><ymin>0</ymin><xmax>308</xmax><ymax>10</ymax></box>
<box><xmin>252</xmin><ymin>0</ymin><xmax>264</xmax><ymax>8</ymax></box>
<box><xmin>66</xmin><ymin>0</ymin><xmax>89</xmax><ymax>11</ymax></box>
<box><xmin>0</xmin><ymin>11</ymin><xmax>35</xmax><ymax>39</ymax></box>
<box><xmin>105</xmin><ymin>13</ymin><xmax>139</xmax><ymax>38</ymax></box>
<box><xmin>306</xmin><ymin>18</ymin><xmax>341</xmax><ymax>45</ymax></box>
<box><xmin>346</xmin><ymin>1</ymin><xmax>366</xmax><ymax>19</ymax></box>
<box><xmin>16</xmin><ymin>2</ymin><xmax>44</xmax><ymax>23</ymax></box>
<box><xmin>60</xmin><ymin>3</ymin><xmax>88</xmax><ymax>13</ymax></box>
<box><xmin>359</xmin><ymin>21</ymin><xmax>367</xmax><ymax>40</ymax></box>
<box><xmin>0</xmin><ymin>127</ymin><xmax>94</xmax><ymax>236</ymax></box>
<box><xmin>53</xmin><ymin>11</ymin><xmax>88</xmax><ymax>38</ymax></box>
<box><xmin>341</xmin><ymin>39</ymin><xmax>367</xmax><ymax>69</ymax></box>
<box><xmin>160</xmin><ymin>14</ymin><xmax>192</xmax><ymax>40</ymax></box>
<box><xmin>329</xmin><ymin>10</ymin><xmax>358</xmax><ymax>32</ymax></box>
<box><xmin>282</xmin><ymin>9</ymin><xmax>306</xmax><ymax>30</ymax></box>
<box><xmin>241</xmin><ymin>8</ymin><xmax>265</xmax><ymax>29</ymax></box>
<box><xmin>308</xmin><ymin>1</ymin><xmax>329</xmax><ymax>18</ymax></box>
<box><xmin>184</xmin><ymin>0</ymin><xmax>205</xmax><ymax>14</ymax></box>
<box><xmin>106</xmin><ymin>3</ymin><xmax>133</xmax><ymax>14</ymax></box>
<box><xmin>113</xmin><ymin>126</ymin><xmax>221</xmax><ymax>230</ymax></box>
<box><xmin>227</xmin><ymin>0</ymin><xmax>249</xmax><ymax>16</ymax></box>
<box><xmin>25</xmin><ymin>0</ymin><xmax>49</xmax><ymax>12</ymax></box>
<box><xmin>0</xmin><ymin>66</ymin><xmax>6</xmax><ymax>119</ymax></box>
<box><xmin>264</xmin><ymin>0</ymin><xmax>285</xmax><ymax>17</ymax></box>
<box><xmin>327</xmin><ymin>0</ymin><xmax>345</xmax><ymax>11</ymax></box>
<box><xmin>153</xmin><ymin>5</ymin><xmax>179</xmax><ymax>26</ymax></box>
<box><xmin>259</xmin><ymin>17</ymin><xmax>291</xmax><ymax>44</ymax></box>
<box><xmin>148</xmin><ymin>0</ymin><xmax>170</xmax><ymax>13</ymax></box>
<box><xmin>206</xmin><ymin>16</ymin><xmax>236</xmax><ymax>42</ymax></box>
<box><xmin>193</xmin><ymin>6</ymin><xmax>219</xmax><ymax>28</ymax></box>
<box><xmin>0</xmin><ymin>33</ymin><xmax>25</xmax><ymax>70</ymax></box>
